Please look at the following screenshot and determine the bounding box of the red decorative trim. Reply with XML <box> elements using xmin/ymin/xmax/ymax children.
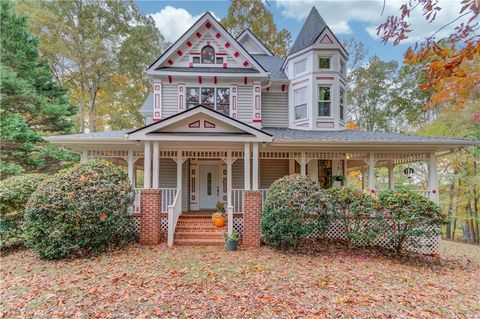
<box><xmin>253</xmin><ymin>119</ymin><xmax>263</xmax><ymax>123</ymax></box>
<box><xmin>243</xmin><ymin>61</ymin><xmax>249</xmax><ymax>67</ymax></box>
<box><xmin>207</xmin><ymin>41</ymin><xmax>211</xmax><ymax>46</ymax></box>
<box><xmin>233</xmin><ymin>51</ymin><xmax>239</xmax><ymax>58</ymax></box>
<box><xmin>432</xmin><ymin>190</ymin><xmax>437</xmax><ymax>194</ymax></box>
<box><xmin>204</xmin><ymin>120</ymin><xmax>216</xmax><ymax>128</ymax></box>
<box><xmin>177</xmin><ymin>50</ymin><xmax>183</xmax><ymax>56</ymax></box>
<box><xmin>223</xmin><ymin>63</ymin><xmax>227</xmax><ymax>68</ymax></box>
<box><xmin>167</xmin><ymin>59</ymin><xmax>173</xmax><ymax>65</ymax></box>
<box><xmin>189</xmin><ymin>62</ymin><xmax>193</xmax><ymax>68</ymax></box>
<box><xmin>205</xmin><ymin>21</ymin><xmax>211</xmax><ymax>29</ymax></box>
<box><xmin>189</xmin><ymin>120</ymin><xmax>201</xmax><ymax>128</ymax></box>
<box><xmin>316</xmin><ymin>76</ymin><xmax>335</xmax><ymax>80</ymax></box>
<box><xmin>225</xmin><ymin>42</ymin><xmax>230</xmax><ymax>48</ymax></box>
<box><xmin>215</xmin><ymin>32</ymin><xmax>221</xmax><ymax>39</ymax></box>
<box><xmin>281</xmin><ymin>84</ymin><xmax>286</xmax><ymax>92</ymax></box>
<box><xmin>216</xmin><ymin>52</ymin><xmax>227</xmax><ymax>56</ymax></box>
<box><xmin>153</xmin><ymin>118</ymin><xmax>161</xmax><ymax>122</ymax></box>
<box><xmin>266</xmin><ymin>87</ymin><xmax>270</xmax><ymax>91</ymax></box>
<box><xmin>168</xmin><ymin>75</ymin><xmax>172</xmax><ymax>83</ymax></box>
<box><xmin>196</xmin><ymin>31</ymin><xmax>202</xmax><ymax>38</ymax></box>
<box><xmin>244</xmin><ymin>77</ymin><xmax>248</xmax><ymax>85</ymax></box>
<box><xmin>198</xmin><ymin>76</ymin><xmax>202</xmax><ymax>84</ymax></box>
<box><xmin>190</xmin><ymin>52</ymin><xmax>201</xmax><ymax>55</ymax></box>
<box><xmin>186</xmin><ymin>40</ymin><xmax>192</xmax><ymax>47</ymax></box>
<box><xmin>214</xmin><ymin>76</ymin><xmax>217</xmax><ymax>84</ymax></box>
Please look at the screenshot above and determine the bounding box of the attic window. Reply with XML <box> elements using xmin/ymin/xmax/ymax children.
<box><xmin>201</xmin><ymin>46</ymin><xmax>215</xmax><ymax>64</ymax></box>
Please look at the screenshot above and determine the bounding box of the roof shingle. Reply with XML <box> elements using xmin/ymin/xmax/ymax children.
<box><xmin>289</xmin><ymin>7</ymin><xmax>328</xmax><ymax>55</ymax></box>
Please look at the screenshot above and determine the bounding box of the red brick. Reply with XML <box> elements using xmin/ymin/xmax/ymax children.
<box><xmin>140</xmin><ymin>189</ymin><xmax>162</xmax><ymax>245</ymax></box>
<box><xmin>242</xmin><ymin>191</ymin><xmax>262</xmax><ymax>248</ymax></box>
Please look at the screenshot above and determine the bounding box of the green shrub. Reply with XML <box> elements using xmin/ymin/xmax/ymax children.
<box><xmin>379</xmin><ymin>190</ymin><xmax>444</xmax><ymax>253</ymax></box>
<box><xmin>261</xmin><ymin>175</ymin><xmax>330</xmax><ymax>249</ymax></box>
<box><xmin>23</xmin><ymin>160</ymin><xmax>135</xmax><ymax>259</ymax></box>
<box><xmin>327</xmin><ymin>186</ymin><xmax>378</xmax><ymax>248</ymax></box>
<box><xmin>0</xmin><ymin>174</ymin><xmax>47</xmax><ymax>250</ymax></box>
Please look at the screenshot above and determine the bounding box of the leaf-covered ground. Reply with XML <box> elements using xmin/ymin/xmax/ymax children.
<box><xmin>1</xmin><ymin>241</ymin><xmax>479</xmax><ymax>318</ymax></box>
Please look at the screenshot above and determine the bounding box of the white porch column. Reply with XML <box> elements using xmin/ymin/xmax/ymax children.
<box><xmin>387</xmin><ymin>160</ymin><xmax>394</xmax><ymax>190</ymax></box>
<box><xmin>143</xmin><ymin>142</ymin><xmax>151</xmax><ymax>189</ymax></box>
<box><xmin>300</xmin><ymin>152</ymin><xmax>307</xmax><ymax>176</ymax></box>
<box><xmin>308</xmin><ymin>160</ymin><xmax>318</xmax><ymax>182</ymax></box>
<box><xmin>223</xmin><ymin>151</ymin><xmax>236</xmax><ymax>235</ymax></box>
<box><xmin>368</xmin><ymin>152</ymin><xmax>376</xmax><ymax>193</ymax></box>
<box><xmin>80</xmin><ymin>149</ymin><xmax>88</xmax><ymax>164</ymax></box>
<box><xmin>176</xmin><ymin>156</ymin><xmax>183</xmax><ymax>193</ymax></box>
<box><xmin>252</xmin><ymin>143</ymin><xmax>259</xmax><ymax>190</ymax></box>
<box><xmin>289</xmin><ymin>159</ymin><xmax>295</xmax><ymax>175</ymax></box>
<box><xmin>343</xmin><ymin>160</ymin><xmax>349</xmax><ymax>186</ymax></box>
<box><xmin>244</xmin><ymin>143</ymin><xmax>251</xmax><ymax>190</ymax></box>
<box><xmin>152</xmin><ymin>142</ymin><xmax>160</xmax><ymax>189</ymax></box>
<box><xmin>428</xmin><ymin>152</ymin><xmax>439</xmax><ymax>204</ymax></box>
<box><xmin>127</xmin><ymin>150</ymin><xmax>134</xmax><ymax>185</ymax></box>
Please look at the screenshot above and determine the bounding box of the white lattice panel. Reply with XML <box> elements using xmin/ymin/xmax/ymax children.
<box><xmin>308</xmin><ymin>220</ymin><xmax>440</xmax><ymax>255</ymax></box>
<box><xmin>160</xmin><ymin>215</ymin><xmax>168</xmax><ymax>239</ymax></box>
<box><xmin>233</xmin><ymin>217</ymin><xmax>243</xmax><ymax>238</ymax></box>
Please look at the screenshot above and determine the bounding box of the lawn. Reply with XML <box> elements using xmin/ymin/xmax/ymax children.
<box><xmin>1</xmin><ymin>241</ymin><xmax>479</xmax><ymax>318</ymax></box>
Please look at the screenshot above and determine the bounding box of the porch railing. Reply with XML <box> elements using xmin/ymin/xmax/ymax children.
<box><xmin>167</xmin><ymin>190</ymin><xmax>182</xmax><ymax>247</ymax></box>
<box><xmin>131</xmin><ymin>188</ymin><xmax>177</xmax><ymax>214</ymax></box>
<box><xmin>231</xmin><ymin>189</ymin><xmax>269</xmax><ymax>213</ymax></box>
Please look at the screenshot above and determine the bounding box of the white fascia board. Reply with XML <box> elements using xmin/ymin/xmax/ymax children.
<box><xmin>148</xmin><ymin>13</ymin><xmax>268</xmax><ymax>76</ymax></box>
<box><xmin>135</xmin><ymin>134</ymin><xmax>272</xmax><ymax>142</ymax></box>
<box><xmin>146</xmin><ymin>70</ymin><xmax>269</xmax><ymax>78</ymax></box>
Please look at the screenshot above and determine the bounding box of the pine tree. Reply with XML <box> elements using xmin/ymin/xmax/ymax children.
<box><xmin>0</xmin><ymin>1</ymin><xmax>76</xmax><ymax>178</ymax></box>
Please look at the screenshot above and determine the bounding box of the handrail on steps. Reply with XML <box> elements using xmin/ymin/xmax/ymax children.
<box><xmin>167</xmin><ymin>190</ymin><xmax>182</xmax><ymax>247</ymax></box>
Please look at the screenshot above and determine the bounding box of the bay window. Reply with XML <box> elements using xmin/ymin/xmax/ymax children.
<box><xmin>318</xmin><ymin>86</ymin><xmax>331</xmax><ymax>117</ymax></box>
<box><xmin>294</xmin><ymin>87</ymin><xmax>307</xmax><ymax>120</ymax></box>
<box><xmin>186</xmin><ymin>87</ymin><xmax>230</xmax><ymax>116</ymax></box>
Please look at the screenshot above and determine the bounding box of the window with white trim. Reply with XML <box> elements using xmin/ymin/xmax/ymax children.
<box><xmin>186</xmin><ymin>87</ymin><xmax>230</xmax><ymax>116</ymax></box>
<box><xmin>318</xmin><ymin>86</ymin><xmax>331</xmax><ymax>117</ymax></box>
<box><xmin>294</xmin><ymin>59</ymin><xmax>307</xmax><ymax>76</ymax></box>
<box><xmin>319</xmin><ymin>57</ymin><xmax>330</xmax><ymax>69</ymax></box>
<box><xmin>340</xmin><ymin>60</ymin><xmax>346</xmax><ymax>76</ymax></box>
<box><xmin>340</xmin><ymin>88</ymin><xmax>345</xmax><ymax>121</ymax></box>
<box><xmin>294</xmin><ymin>87</ymin><xmax>307</xmax><ymax>120</ymax></box>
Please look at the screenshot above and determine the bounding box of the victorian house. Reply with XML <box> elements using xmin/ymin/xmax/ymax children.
<box><xmin>48</xmin><ymin>8</ymin><xmax>475</xmax><ymax>249</ymax></box>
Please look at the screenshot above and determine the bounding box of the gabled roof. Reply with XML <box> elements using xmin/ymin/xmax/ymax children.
<box><xmin>237</xmin><ymin>29</ymin><xmax>273</xmax><ymax>56</ymax></box>
<box><xmin>128</xmin><ymin>105</ymin><xmax>273</xmax><ymax>142</ymax></box>
<box><xmin>146</xmin><ymin>12</ymin><xmax>267</xmax><ymax>76</ymax></box>
<box><xmin>289</xmin><ymin>7</ymin><xmax>328</xmax><ymax>55</ymax></box>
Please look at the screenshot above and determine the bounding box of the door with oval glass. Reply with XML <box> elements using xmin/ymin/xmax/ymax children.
<box><xmin>199</xmin><ymin>165</ymin><xmax>219</xmax><ymax>210</ymax></box>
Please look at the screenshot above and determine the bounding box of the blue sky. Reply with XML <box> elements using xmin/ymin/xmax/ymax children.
<box><xmin>136</xmin><ymin>0</ymin><xmax>462</xmax><ymax>64</ymax></box>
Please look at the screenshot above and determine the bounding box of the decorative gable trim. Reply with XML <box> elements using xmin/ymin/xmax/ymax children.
<box><xmin>146</xmin><ymin>12</ymin><xmax>267</xmax><ymax>76</ymax></box>
<box><xmin>153</xmin><ymin>81</ymin><xmax>162</xmax><ymax>121</ymax></box>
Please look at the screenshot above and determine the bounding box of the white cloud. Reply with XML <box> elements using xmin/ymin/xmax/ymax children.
<box><xmin>276</xmin><ymin>0</ymin><xmax>468</xmax><ymax>43</ymax></box>
<box><xmin>149</xmin><ymin>6</ymin><xmax>219</xmax><ymax>43</ymax></box>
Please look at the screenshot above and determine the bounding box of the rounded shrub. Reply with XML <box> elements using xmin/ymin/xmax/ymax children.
<box><xmin>0</xmin><ymin>174</ymin><xmax>47</xmax><ymax>250</ymax></box>
<box><xmin>261</xmin><ymin>175</ymin><xmax>330</xmax><ymax>249</ymax></box>
<box><xmin>379</xmin><ymin>190</ymin><xmax>444</xmax><ymax>253</ymax></box>
<box><xmin>327</xmin><ymin>186</ymin><xmax>378</xmax><ymax>248</ymax></box>
<box><xmin>23</xmin><ymin>160</ymin><xmax>135</xmax><ymax>259</ymax></box>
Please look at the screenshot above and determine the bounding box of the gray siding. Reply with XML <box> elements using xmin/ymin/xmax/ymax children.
<box><xmin>262</xmin><ymin>92</ymin><xmax>288</xmax><ymax>128</ymax></box>
<box><xmin>260</xmin><ymin>159</ymin><xmax>289</xmax><ymax>189</ymax></box>
<box><xmin>232</xmin><ymin>159</ymin><xmax>244</xmax><ymax>189</ymax></box>
<box><xmin>162</xmin><ymin>84</ymin><xmax>178</xmax><ymax>118</ymax></box>
<box><xmin>159</xmin><ymin>159</ymin><xmax>176</xmax><ymax>188</ymax></box>
<box><xmin>237</xmin><ymin>85</ymin><xmax>253</xmax><ymax>123</ymax></box>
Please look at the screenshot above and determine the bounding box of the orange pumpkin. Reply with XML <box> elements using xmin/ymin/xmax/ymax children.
<box><xmin>214</xmin><ymin>216</ymin><xmax>225</xmax><ymax>228</ymax></box>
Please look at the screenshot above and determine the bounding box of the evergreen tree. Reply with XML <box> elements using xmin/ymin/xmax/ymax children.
<box><xmin>0</xmin><ymin>1</ymin><xmax>76</xmax><ymax>178</ymax></box>
<box><xmin>222</xmin><ymin>0</ymin><xmax>291</xmax><ymax>57</ymax></box>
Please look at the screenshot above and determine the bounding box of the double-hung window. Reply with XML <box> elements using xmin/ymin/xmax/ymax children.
<box><xmin>339</xmin><ymin>88</ymin><xmax>345</xmax><ymax>121</ymax></box>
<box><xmin>319</xmin><ymin>57</ymin><xmax>331</xmax><ymax>69</ymax></box>
<box><xmin>186</xmin><ymin>87</ymin><xmax>230</xmax><ymax>116</ymax></box>
<box><xmin>318</xmin><ymin>86</ymin><xmax>331</xmax><ymax>117</ymax></box>
<box><xmin>294</xmin><ymin>87</ymin><xmax>307</xmax><ymax>120</ymax></box>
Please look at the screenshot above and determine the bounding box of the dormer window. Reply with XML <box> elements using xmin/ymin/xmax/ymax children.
<box><xmin>201</xmin><ymin>46</ymin><xmax>215</xmax><ymax>64</ymax></box>
<box><xmin>319</xmin><ymin>57</ymin><xmax>331</xmax><ymax>69</ymax></box>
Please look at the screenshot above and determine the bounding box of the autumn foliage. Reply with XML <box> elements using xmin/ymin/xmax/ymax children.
<box><xmin>23</xmin><ymin>160</ymin><xmax>135</xmax><ymax>259</ymax></box>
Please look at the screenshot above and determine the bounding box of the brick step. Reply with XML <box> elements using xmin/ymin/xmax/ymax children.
<box><xmin>174</xmin><ymin>231</ymin><xmax>224</xmax><ymax>240</ymax></box>
<box><xmin>174</xmin><ymin>239</ymin><xmax>225</xmax><ymax>246</ymax></box>
<box><xmin>176</xmin><ymin>220</ymin><xmax>221</xmax><ymax>227</ymax></box>
<box><xmin>176</xmin><ymin>225</ymin><xmax>225</xmax><ymax>232</ymax></box>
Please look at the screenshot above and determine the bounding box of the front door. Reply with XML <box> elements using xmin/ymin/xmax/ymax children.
<box><xmin>199</xmin><ymin>165</ymin><xmax>219</xmax><ymax>209</ymax></box>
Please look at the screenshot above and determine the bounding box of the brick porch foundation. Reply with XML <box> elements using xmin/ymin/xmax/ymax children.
<box><xmin>242</xmin><ymin>190</ymin><xmax>262</xmax><ymax>248</ymax></box>
<box><xmin>140</xmin><ymin>189</ymin><xmax>162</xmax><ymax>245</ymax></box>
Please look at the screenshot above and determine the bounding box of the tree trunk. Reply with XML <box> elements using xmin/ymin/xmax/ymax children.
<box><xmin>452</xmin><ymin>217</ymin><xmax>457</xmax><ymax>241</ymax></box>
<box><xmin>446</xmin><ymin>181</ymin><xmax>455</xmax><ymax>240</ymax></box>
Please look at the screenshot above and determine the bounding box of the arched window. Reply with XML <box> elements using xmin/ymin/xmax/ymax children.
<box><xmin>201</xmin><ymin>46</ymin><xmax>215</xmax><ymax>64</ymax></box>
